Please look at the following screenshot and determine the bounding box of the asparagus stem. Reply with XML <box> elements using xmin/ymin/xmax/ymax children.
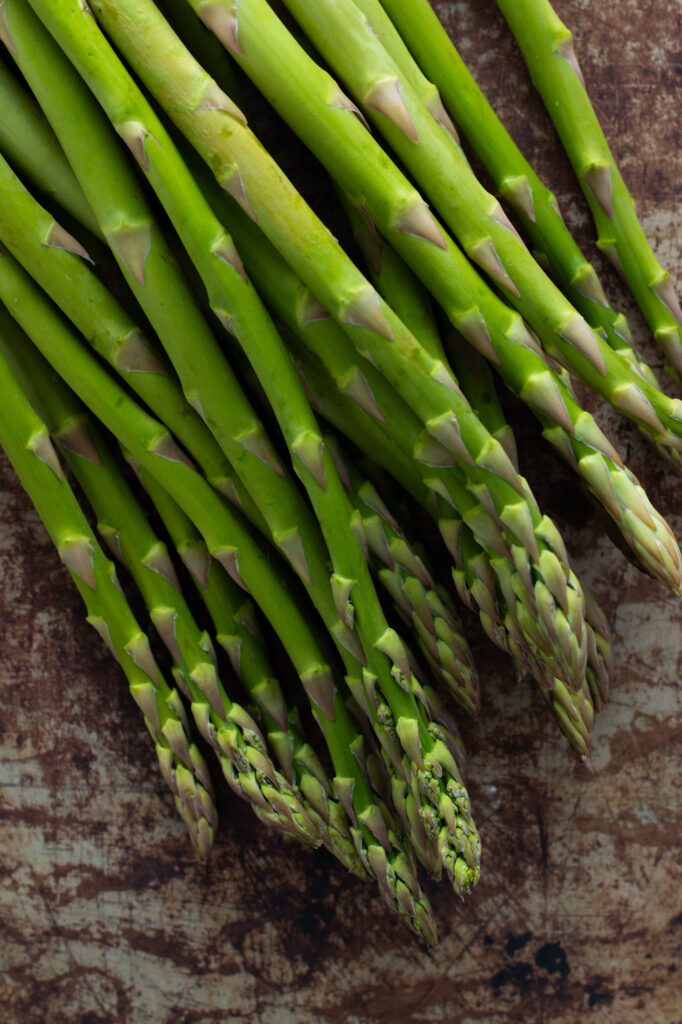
<box><xmin>0</xmin><ymin>241</ymin><xmax>436</xmax><ymax>939</ymax></box>
<box><xmin>3</xmin><ymin>318</ymin><xmax>323</xmax><ymax>847</ymax></box>
<box><xmin>66</xmin><ymin>0</ymin><xmax>680</xmax><ymax>601</ymax></box>
<box><xmin>0</xmin><ymin>56</ymin><xmax>102</xmax><ymax>239</ymax></box>
<box><xmin>357</xmin><ymin>0</ymin><xmax>663</xmax><ymax>392</ymax></box>
<box><xmin>281</xmin><ymin>0</ymin><xmax>682</xmax><ymax>437</ymax></box>
<box><xmin>0</xmin><ymin>155</ymin><xmax>257</xmax><ymax>520</ymax></box>
<box><xmin>27</xmin><ymin>0</ymin><xmax>482</xmax><ymax>897</ymax></box>
<box><xmin>344</xmin><ymin>219</ymin><xmax>614</xmax><ymax>730</ymax></box>
<box><xmin>326</xmin><ymin>434</ymin><xmax>480</xmax><ymax>718</ymax></box>
<box><xmin>343</xmin><ymin>193</ymin><xmax>519</xmax><ymax>470</ymax></box>
<box><xmin>137</xmin><ymin>464</ymin><xmax>373</xmax><ymax>876</ymax></box>
<box><xmin>0</xmin><ymin>308</ymin><xmax>217</xmax><ymax>858</ymax></box>
<box><xmin>495</xmin><ymin>0</ymin><xmax>682</xmax><ymax>385</ymax></box>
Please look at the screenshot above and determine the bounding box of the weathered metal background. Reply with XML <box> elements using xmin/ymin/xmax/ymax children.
<box><xmin>1</xmin><ymin>0</ymin><xmax>681</xmax><ymax>1020</ymax></box>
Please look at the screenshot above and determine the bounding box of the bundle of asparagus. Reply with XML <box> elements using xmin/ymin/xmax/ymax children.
<box><xmin>0</xmin><ymin>0</ymin><xmax>678</xmax><ymax>943</ymax></box>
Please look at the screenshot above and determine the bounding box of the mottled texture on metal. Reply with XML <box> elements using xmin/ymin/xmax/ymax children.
<box><xmin>1</xmin><ymin>1</ymin><xmax>681</xmax><ymax>1021</ymax></box>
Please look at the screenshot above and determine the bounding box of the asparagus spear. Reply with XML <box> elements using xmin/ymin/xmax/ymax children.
<box><xmin>345</xmin><ymin>205</ymin><xmax>614</xmax><ymax>718</ymax></box>
<box><xmin>136</xmin><ymin>464</ymin><xmax>372</xmax><ymax>874</ymax></box>
<box><xmin>0</xmin><ymin>57</ymin><xmax>102</xmax><ymax>239</ymax></box>
<box><xmin>0</xmin><ymin>244</ymin><xmax>438</xmax><ymax>938</ymax></box>
<box><xmin>2</xmin><ymin>317</ymin><xmax>322</xmax><ymax>848</ymax></box>
<box><xmin>495</xmin><ymin>0</ymin><xmax>682</xmax><ymax>385</ymax></box>
<box><xmin>169</xmin><ymin>127</ymin><xmax>612</xmax><ymax>706</ymax></box>
<box><xmin>24</xmin><ymin>0</ymin><xmax>482</xmax><ymax>896</ymax></box>
<box><xmin>283</xmin><ymin>0</ymin><xmax>682</xmax><ymax>441</ymax></box>
<box><xmin>343</xmin><ymin>194</ymin><xmax>519</xmax><ymax>470</ymax></box>
<box><xmin>0</xmin><ymin>312</ymin><xmax>217</xmax><ymax>859</ymax></box>
<box><xmin>326</xmin><ymin>434</ymin><xmax>480</xmax><ymax>718</ymax></box>
<box><xmin>353</xmin><ymin>0</ymin><xmax>662</xmax><ymax>392</ymax></box>
<box><xmin>55</xmin><ymin>0</ymin><xmax>681</xmax><ymax>604</ymax></box>
<box><xmin>171</xmin><ymin>0</ymin><xmax>682</xmax><ymax>449</ymax></box>
<box><xmin>0</xmin><ymin>159</ymin><xmax>256</xmax><ymax>521</ymax></box>
<box><xmin>297</xmin><ymin>344</ymin><xmax>599</xmax><ymax>758</ymax></box>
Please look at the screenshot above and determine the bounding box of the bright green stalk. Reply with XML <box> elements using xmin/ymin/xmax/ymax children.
<box><xmin>137</xmin><ymin>465</ymin><xmax>370</xmax><ymax>876</ymax></box>
<box><xmin>0</xmin><ymin>153</ymin><xmax>259</xmax><ymax>518</ymax></box>
<box><xmin>3</xmin><ymin>319</ymin><xmax>321</xmax><ymax>848</ymax></box>
<box><xmin>296</xmin><ymin>342</ymin><xmax>599</xmax><ymax>758</ymax></box>
<box><xmin>0</xmin><ymin>248</ymin><xmax>435</xmax><ymax>939</ymax></box>
<box><xmin>61</xmin><ymin>0</ymin><xmax>680</xmax><ymax>606</ymax></box>
<box><xmin>29</xmin><ymin>0</ymin><xmax>482</xmax><ymax>897</ymax></box>
<box><xmin>136</xmin><ymin>482</ymin><xmax>442</xmax><ymax>930</ymax></box>
<box><xmin>355</xmin><ymin>0</ymin><xmax>661</xmax><ymax>392</ymax></box>
<box><xmin>495</xmin><ymin>0</ymin><xmax>682</xmax><ymax>385</ymax></box>
<box><xmin>0</xmin><ymin>313</ymin><xmax>217</xmax><ymax>858</ymax></box>
<box><xmin>75</xmin><ymin>0</ymin><xmax>594</xmax><ymax>702</ymax></box>
<box><xmin>342</xmin><ymin>196</ymin><xmax>617</xmax><ymax>723</ymax></box>
<box><xmin>0</xmin><ymin>141</ymin><xmax>458</xmax><ymax>909</ymax></box>
<box><xmin>326</xmin><ymin>434</ymin><xmax>480</xmax><ymax>717</ymax></box>
<box><xmin>189</xmin><ymin>0</ymin><xmax>681</xmax><ymax>592</ymax></box>
<box><xmin>243</xmin><ymin>0</ymin><xmax>682</xmax><ymax>449</ymax></box>
<box><xmin>343</xmin><ymin>195</ymin><xmax>519</xmax><ymax>469</ymax></box>
<box><xmin>0</xmin><ymin>57</ymin><xmax>102</xmax><ymax>239</ymax></box>
<box><xmin>180</xmin><ymin>142</ymin><xmax>601</xmax><ymax>699</ymax></box>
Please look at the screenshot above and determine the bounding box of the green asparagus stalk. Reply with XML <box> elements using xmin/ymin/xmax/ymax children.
<box><xmin>58</xmin><ymin>0</ymin><xmax>597</xmax><ymax>701</ymax></box>
<box><xmin>169</xmin><ymin>129</ymin><xmax>607</xmax><ymax>708</ymax></box>
<box><xmin>344</xmin><ymin>228</ymin><xmax>614</xmax><ymax>722</ymax></box>
<box><xmin>179</xmin><ymin>0</ymin><xmax>682</xmax><ymax>450</ymax></box>
<box><xmin>136</xmin><ymin>464</ymin><xmax>371</xmax><ymax>874</ymax></box>
<box><xmin>26</xmin><ymin>0</ymin><xmax>482</xmax><ymax>896</ymax></box>
<box><xmin>0</xmin><ymin>57</ymin><xmax>102</xmax><ymax>239</ymax></box>
<box><xmin>0</xmin><ymin>156</ymin><xmax>259</xmax><ymax>521</ymax></box>
<box><xmin>137</xmin><ymin>471</ymin><xmax>441</xmax><ymax>934</ymax></box>
<box><xmin>343</xmin><ymin>194</ymin><xmax>519</xmax><ymax>469</ymax></box>
<box><xmin>495</xmin><ymin>0</ymin><xmax>682</xmax><ymax>385</ymax></box>
<box><xmin>59</xmin><ymin>0</ymin><xmax>681</xmax><ymax>603</ymax></box>
<box><xmin>3</xmin><ymin>0</ymin><xmax>386</xmax><ymax>735</ymax></box>
<box><xmin>1</xmin><ymin>318</ymin><xmax>322</xmax><ymax>848</ymax></box>
<box><xmin>280</xmin><ymin>0</ymin><xmax>682</xmax><ymax>432</ymax></box>
<box><xmin>0</xmin><ymin>312</ymin><xmax>217</xmax><ymax>858</ymax></box>
<box><xmin>325</xmin><ymin>434</ymin><xmax>480</xmax><ymax>717</ymax></box>
<box><xmin>0</xmin><ymin>246</ymin><xmax>437</xmax><ymax>939</ymax></box>
<box><xmin>353</xmin><ymin>0</ymin><xmax>662</xmax><ymax>393</ymax></box>
<box><xmin>296</xmin><ymin>338</ymin><xmax>601</xmax><ymax>758</ymax></box>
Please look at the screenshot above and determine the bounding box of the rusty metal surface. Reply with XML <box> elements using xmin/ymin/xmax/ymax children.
<box><xmin>1</xmin><ymin>1</ymin><xmax>681</xmax><ymax>1021</ymax></box>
